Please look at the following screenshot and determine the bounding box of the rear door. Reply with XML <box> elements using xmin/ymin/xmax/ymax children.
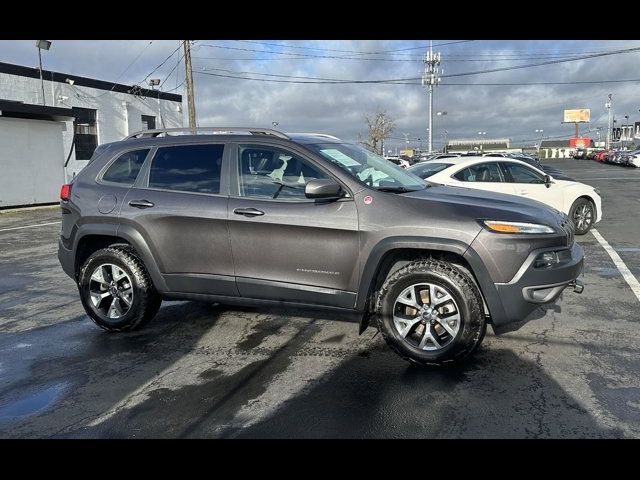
<box><xmin>119</xmin><ymin>142</ymin><xmax>237</xmax><ymax>296</ymax></box>
<box><xmin>227</xmin><ymin>142</ymin><xmax>360</xmax><ymax>308</ymax></box>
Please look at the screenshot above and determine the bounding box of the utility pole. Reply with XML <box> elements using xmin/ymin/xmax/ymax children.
<box><xmin>606</xmin><ymin>94</ymin><xmax>613</xmax><ymax>149</ymax></box>
<box><xmin>422</xmin><ymin>40</ymin><xmax>441</xmax><ymax>154</ymax></box>
<box><xmin>183</xmin><ymin>40</ymin><xmax>197</xmax><ymax>130</ymax></box>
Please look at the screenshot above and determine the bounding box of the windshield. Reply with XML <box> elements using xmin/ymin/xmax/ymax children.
<box><xmin>307</xmin><ymin>142</ymin><xmax>426</xmax><ymax>191</ymax></box>
<box><xmin>407</xmin><ymin>162</ymin><xmax>453</xmax><ymax>179</ymax></box>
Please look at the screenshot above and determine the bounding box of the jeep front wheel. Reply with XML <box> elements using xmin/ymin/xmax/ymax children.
<box><xmin>78</xmin><ymin>246</ymin><xmax>161</xmax><ymax>332</ymax></box>
<box><xmin>376</xmin><ymin>259</ymin><xmax>486</xmax><ymax>366</ymax></box>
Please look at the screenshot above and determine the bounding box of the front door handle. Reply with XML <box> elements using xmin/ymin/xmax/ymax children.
<box><xmin>233</xmin><ymin>207</ymin><xmax>265</xmax><ymax>217</ymax></box>
<box><xmin>128</xmin><ymin>199</ymin><xmax>155</xmax><ymax>209</ymax></box>
<box><xmin>519</xmin><ymin>190</ymin><xmax>529</xmax><ymax>195</ymax></box>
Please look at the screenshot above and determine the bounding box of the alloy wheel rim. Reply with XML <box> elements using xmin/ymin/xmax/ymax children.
<box><xmin>573</xmin><ymin>204</ymin><xmax>593</xmax><ymax>231</ymax></box>
<box><xmin>89</xmin><ymin>264</ymin><xmax>134</xmax><ymax>319</ymax></box>
<box><xmin>392</xmin><ymin>282</ymin><xmax>461</xmax><ymax>351</ymax></box>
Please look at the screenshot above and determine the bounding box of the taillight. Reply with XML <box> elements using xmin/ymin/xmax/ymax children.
<box><xmin>60</xmin><ymin>184</ymin><xmax>71</xmax><ymax>201</ymax></box>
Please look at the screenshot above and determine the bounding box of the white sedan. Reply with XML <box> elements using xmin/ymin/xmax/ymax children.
<box><xmin>408</xmin><ymin>156</ymin><xmax>602</xmax><ymax>234</ymax></box>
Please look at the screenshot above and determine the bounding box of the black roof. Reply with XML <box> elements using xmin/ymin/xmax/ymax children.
<box><xmin>0</xmin><ymin>62</ymin><xmax>182</xmax><ymax>103</ymax></box>
<box><xmin>0</xmin><ymin>99</ymin><xmax>77</xmax><ymax>121</ymax></box>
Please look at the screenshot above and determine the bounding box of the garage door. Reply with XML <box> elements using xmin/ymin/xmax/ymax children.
<box><xmin>0</xmin><ymin>117</ymin><xmax>65</xmax><ymax>208</ymax></box>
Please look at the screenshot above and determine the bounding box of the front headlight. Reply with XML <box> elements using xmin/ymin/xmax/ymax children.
<box><xmin>482</xmin><ymin>220</ymin><xmax>555</xmax><ymax>234</ymax></box>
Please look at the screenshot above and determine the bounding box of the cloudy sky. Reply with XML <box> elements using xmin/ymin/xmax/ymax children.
<box><xmin>1</xmin><ymin>39</ymin><xmax>639</xmax><ymax>151</ymax></box>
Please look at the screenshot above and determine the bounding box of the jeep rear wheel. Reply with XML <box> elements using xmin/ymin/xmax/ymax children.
<box><xmin>78</xmin><ymin>246</ymin><xmax>161</xmax><ymax>332</ymax></box>
<box><xmin>376</xmin><ymin>259</ymin><xmax>486</xmax><ymax>366</ymax></box>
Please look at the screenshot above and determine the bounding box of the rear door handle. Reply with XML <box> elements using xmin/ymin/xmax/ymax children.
<box><xmin>233</xmin><ymin>207</ymin><xmax>264</xmax><ymax>217</ymax></box>
<box><xmin>519</xmin><ymin>190</ymin><xmax>529</xmax><ymax>195</ymax></box>
<box><xmin>128</xmin><ymin>199</ymin><xmax>155</xmax><ymax>209</ymax></box>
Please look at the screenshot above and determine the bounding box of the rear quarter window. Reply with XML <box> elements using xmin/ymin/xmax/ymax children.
<box><xmin>101</xmin><ymin>149</ymin><xmax>150</xmax><ymax>185</ymax></box>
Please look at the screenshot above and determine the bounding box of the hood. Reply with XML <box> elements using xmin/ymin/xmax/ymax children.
<box><xmin>402</xmin><ymin>183</ymin><xmax>565</xmax><ymax>226</ymax></box>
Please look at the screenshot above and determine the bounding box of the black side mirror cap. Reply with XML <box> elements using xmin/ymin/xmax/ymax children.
<box><xmin>544</xmin><ymin>175</ymin><xmax>553</xmax><ymax>188</ymax></box>
<box><xmin>305</xmin><ymin>179</ymin><xmax>343</xmax><ymax>200</ymax></box>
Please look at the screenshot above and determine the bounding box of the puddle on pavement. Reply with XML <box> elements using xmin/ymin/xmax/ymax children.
<box><xmin>0</xmin><ymin>382</ymin><xmax>70</xmax><ymax>422</ymax></box>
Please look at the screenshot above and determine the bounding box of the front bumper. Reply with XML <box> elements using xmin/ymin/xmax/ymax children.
<box><xmin>491</xmin><ymin>242</ymin><xmax>584</xmax><ymax>334</ymax></box>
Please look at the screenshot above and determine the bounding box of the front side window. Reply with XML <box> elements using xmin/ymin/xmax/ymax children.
<box><xmin>148</xmin><ymin>144</ymin><xmax>223</xmax><ymax>194</ymax></box>
<box><xmin>502</xmin><ymin>163</ymin><xmax>545</xmax><ymax>184</ymax></box>
<box><xmin>102</xmin><ymin>149</ymin><xmax>150</xmax><ymax>185</ymax></box>
<box><xmin>454</xmin><ymin>162</ymin><xmax>504</xmax><ymax>182</ymax></box>
<box><xmin>238</xmin><ymin>145</ymin><xmax>328</xmax><ymax>200</ymax></box>
<box><xmin>305</xmin><ymin>142</ymin><xmax>425</xmax><ymax>192</ymax></box>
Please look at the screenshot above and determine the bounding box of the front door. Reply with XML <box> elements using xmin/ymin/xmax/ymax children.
<box><xmin>119</xmin><ymin>142</ymin><xmax>236</xmax><ymax>296</ymax></box>
<box><xmin>500</xmin><ymin>161</ymin><xmax>563</xmax><ymax>210</ymax></box>
<box><xmin>227</xmin><ymin>143</ymin><xmax>359</xmax><ymax>308</ymax></box>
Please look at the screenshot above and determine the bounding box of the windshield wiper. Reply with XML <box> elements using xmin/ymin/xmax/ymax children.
<box><xmin>376</xmin><ymin>186</ymin><xmax>412</xmax><ymax>193</ymax></box>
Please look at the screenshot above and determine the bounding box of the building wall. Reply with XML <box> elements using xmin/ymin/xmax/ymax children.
<box><xmin>0</xmin><ymin>71</ymin><xmax>182</xmax><ymax>180</ymax></box>
<box><xmin>0</xmin><ymin>117</ymin><xmax>66</xmax><ymax>207</ymax></box>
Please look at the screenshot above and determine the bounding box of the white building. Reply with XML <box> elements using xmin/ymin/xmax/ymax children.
<box><xmin>0</xmin><ymin>61</ymin><xmax>183</xmax><ymax>208</ymax></box>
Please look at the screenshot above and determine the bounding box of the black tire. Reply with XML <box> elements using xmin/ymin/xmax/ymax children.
<box><xmin>376</xmin><ymin>259</ymin><xmax>486</xmax><ymax>367</ymax></box>
<box><xmin>569</xmin><ymin>198</ymin><xmax>595</xmax><ymax>235</ymax></box>
<box><xmin>78</xmin><ymin>246</ymin><xmax>161</xmax><ymax>332</ymax></box>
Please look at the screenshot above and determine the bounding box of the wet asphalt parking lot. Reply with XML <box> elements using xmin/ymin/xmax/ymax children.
<box><xmin>0</xmin><ymin>158</ymin><xmax>639</xmax><ymax>438</ymax></box>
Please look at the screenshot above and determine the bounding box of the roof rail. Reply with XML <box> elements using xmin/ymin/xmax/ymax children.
<box><xmin>124</xmin><ymin>127</ymin><xmax>290</xmax><ymax>140</ymax></box>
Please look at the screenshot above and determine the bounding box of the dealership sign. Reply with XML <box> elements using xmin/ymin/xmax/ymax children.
<box><xmin>569</xmin><ymin>137</ymin><xmax>591</xmax><ymax>148</ymax></box>
<box><xmin>563</xmin><ymin>109</ymin><xmax>591</xmax><ymax>123</ymax></box>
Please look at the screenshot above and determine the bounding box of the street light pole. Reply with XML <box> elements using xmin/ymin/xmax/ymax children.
<box><xmin>35</xmin><ymin>40</ymin><xmax>52</xmax><ymax>106</ymax></box>
<box><xmin>535</xmin><ymin>129</ymin><xmax>544</xmax><ymax>158</ymax></box>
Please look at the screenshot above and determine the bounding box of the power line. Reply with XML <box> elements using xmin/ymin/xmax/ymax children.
<box><xmin>194</xmin><ymin>68</ymin><xmax>640</xmax><ymax>86</ymax></box>
<box><xmin>137</xmin><ymin>41</ymin><xmax>184</xmax><ymax>86</ymax></box>
<box><xmin>232</xmin><ymin>39</ymin><xmax>473</xmax><ymax>55</ymax></box>
<box><xmin>93</xmin><ymin>41</ymin><xmax>154</xmax><ymax>98</ymax></box>
<box><xmin>442</xmin><ymin>46</ymin><xmax>640</xmax><ymax>78</ymax></box>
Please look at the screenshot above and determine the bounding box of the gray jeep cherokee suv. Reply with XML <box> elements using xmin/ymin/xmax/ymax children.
<box><xmin>58</xmin><ymin>127</ymin><xmax>584</xmax><ymax>366</ymax></box>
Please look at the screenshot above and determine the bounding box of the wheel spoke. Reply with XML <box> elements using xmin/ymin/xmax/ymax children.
<box><xmin>393</xmin><ymin>316</ymin><xmax>421</xmax><ymax>338</ymax></box>
<box><xmin>396</xmin><ymin>287</ymin><xmax>421</xmax><ymax>310</ymax></box>
<box><xmin>431</xmin><ymin>285</ymin><xmax>452</xmax><ymax>308</ymax></box>
<box><xmin>112</xmin><ymin>266</ymin><xmax>127</xmax><ymax>282</ymax></box>
<box><xmin>91</xmin><ymin>268</ymin><xmax>108</xmax><ymax>286</ymax></box>
<box><xmin>108</xmin><ymin>298</ymin><xmax>124</xmax><ymax>318</ymax></box>
<box><xmin>120</xmin><ymin>289</ymin><xmax>133</xmax><ymax>307</ymax></box>
<box><xmin>90</xmin><ymin>291</ymin><xmax>111</xmax><ymax>308</ymax></box>
<box><xmin>435</xmin><ymin>313</ymin><xmax>459</xmax><ymax>337</ymax></box>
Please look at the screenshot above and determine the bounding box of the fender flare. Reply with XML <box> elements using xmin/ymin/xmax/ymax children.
<box><xmin>73</xmin><ymin>223</ymin><xmax>168</xmax><ymax>292</ymax></box>
<box><xmin>356</xmin><ymin>236</ymin><xmax>505</xmax><ymax>333</ymax></box>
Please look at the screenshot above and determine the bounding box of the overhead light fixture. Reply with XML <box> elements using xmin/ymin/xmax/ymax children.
<box><xmin>36</xmin><ymin>40</ymin><xmax>52</xmax><ymax>51</ymax></box>
<box><xmin>148</xmin><ymin>78</ymin><xmax>161</xmax><ymax>87</ymax></box>
<box><xmin>65</xmin><ymin>78</ymin><xmax>75</xmax><ymax>85</ymax></box>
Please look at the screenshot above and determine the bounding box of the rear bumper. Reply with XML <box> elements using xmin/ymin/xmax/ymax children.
<box><xmin>490</xmin><ymin>242</ymin><xmax>584</xmax><ymax>334</ymax></box>
<box><xmin>58</xmin><ymin>237</ymin><xmax>75</xmax><ymax>280</ymax></box>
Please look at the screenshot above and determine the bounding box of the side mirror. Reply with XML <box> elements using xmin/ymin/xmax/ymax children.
<box><xmin>544</xmin><ymin>175</ymin><xmax>553</xmax><ymax>188</ymax></box>
<box><xmin>305</xmin><ymin>179</ymin><xmax>343</xmax><ymax>200</ymax></box>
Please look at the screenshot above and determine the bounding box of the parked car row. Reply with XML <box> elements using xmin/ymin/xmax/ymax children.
<box><xmin>594</xmin><ymin>149</ymin><xmax>640</xmax><ymax>167</ymax></box>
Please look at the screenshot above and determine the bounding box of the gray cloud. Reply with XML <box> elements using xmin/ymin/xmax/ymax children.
<box><xmin>1</xmin><ymin>39</ymin><xmax>639</xmax><ymax>150</ymax></box>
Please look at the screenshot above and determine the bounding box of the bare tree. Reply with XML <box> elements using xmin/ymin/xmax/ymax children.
<box><xmin>360</xmin><ymin>110</ymin><xmax>395</xmax><ymax>155</ymax></box>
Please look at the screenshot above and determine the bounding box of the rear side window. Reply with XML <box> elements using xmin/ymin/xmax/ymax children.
<box><xmin>148</xmin><ymin>144</ymin><xmax>223</xmax><ymax>194</ymax></box>
<box><xmin>454</xmin><ymin>162</ymin><xmax>504</xmax><ymax>182</ymax></box>
<box><xmin>102</xmin><ymin>149</ymin><xmax>150</xmax><ymax>185</ymax></box>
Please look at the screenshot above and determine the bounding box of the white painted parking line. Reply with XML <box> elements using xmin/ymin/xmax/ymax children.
<box><xmin>0</xmin><ymin>221</ymin><xmax>61</xmax><ymax>232</ymax></box>
<box><xmin>591</xmin><ymin>228</ymin><xmax>640</xmax><ymax>303</ymax></box>
<box><xmin>574</xmin><ymin>177</ymin><xmax>640</xmax><ymax>181</ymax></box>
